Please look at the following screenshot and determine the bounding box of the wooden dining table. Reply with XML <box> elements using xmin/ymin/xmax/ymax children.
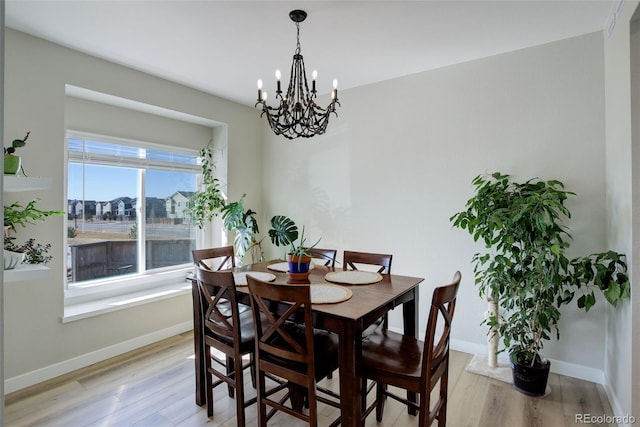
<box><xmin>190</xmin><ymin>260</ymin><xmax>424</xmax><ymax>427</ymax></box>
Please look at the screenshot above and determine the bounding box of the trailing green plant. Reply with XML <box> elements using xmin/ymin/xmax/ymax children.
<box><xmin>450</xmin><ymin>172</ymin><xmax>630</xmax><ymax>367</ymax></box>
<box><xmin>185</xmin><ymin>144</ymin><xmax>225</xmax><ymax>229</ymax></box>
<box><xmin>67</xmin><ymin>226</ymin><xmax>78</xmax><ymax>238</ymax></box>
<box><xmin>221</xmin><ymin>194</ymin><xmax>264</xmax><ymax>264</ymax></box>
<box><xmin>4</xmin><ymin>131</ymin><xmax>30</xmax><ymax>155</ymax></box>
<box><xmin>4</xmin><ymin>199</ymin><xmax>64</xmax><ymax>235</ymax></box>
<box><xmin>4</xmin><ymin>238</ymin><xmax>53</xmax><ymax>265</ymax></box>
<box><xmin>268</xmin><ymin>215</ymin><xmax>321</xmax><ymax>261</ymax></box>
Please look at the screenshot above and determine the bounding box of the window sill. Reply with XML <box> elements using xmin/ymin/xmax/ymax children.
<box><xmin>63</xmin><ymin>279</ymin><xmax>192</xmax><ymax>323</ymax></box>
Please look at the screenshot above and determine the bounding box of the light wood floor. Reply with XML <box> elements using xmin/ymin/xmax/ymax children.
<box><xmin>4</xmin><ymin>332</ymin><xmax>616</xmax><ymax>427</ymax></box>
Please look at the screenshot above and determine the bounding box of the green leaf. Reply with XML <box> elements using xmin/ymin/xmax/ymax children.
<box><xmin>268</xmin><ymin>215</ymin><xmax>298</xmax><ymax>247</ymax></box>
<box><xmin>603</xmin><ymin>282</ymin><xmax>621</xmax><ymax>306</ymax></box>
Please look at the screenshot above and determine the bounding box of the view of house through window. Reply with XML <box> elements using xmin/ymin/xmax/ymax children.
<box><xmin>67</xmin><ymin>133</ymin><xmax>199</xmax><ymax>286</ymax></box>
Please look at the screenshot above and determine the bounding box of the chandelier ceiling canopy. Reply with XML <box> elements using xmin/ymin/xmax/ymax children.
<box><xmin>255</xmin><ymin>10</ymin><xmax>340</xmax><ymax>140</ymax></box>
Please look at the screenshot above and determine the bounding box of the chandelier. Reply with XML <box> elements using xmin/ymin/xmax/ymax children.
<box><xmin>255</xmin><ymin>10</ymin><xmax>340</xmax><ymax>139</ymax></box>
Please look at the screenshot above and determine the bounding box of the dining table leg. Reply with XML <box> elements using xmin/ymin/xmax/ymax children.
<box><xmin>338</xmin><ymin>320</ymin><xmax>361</xmax><ymax>427</ymax></box>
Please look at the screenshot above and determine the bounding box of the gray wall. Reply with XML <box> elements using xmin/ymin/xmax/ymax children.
<box><xmin>2</xmin><ymin>28</ymin><xmax>263</xmax><ymax>386</ymax></box>
<box><xmin>262</xmin><ymin>31</ymin><xmax>613</xmax><ymax>381</ymax></box>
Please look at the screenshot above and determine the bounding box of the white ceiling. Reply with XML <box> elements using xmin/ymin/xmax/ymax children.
<box><xmin>5</xmin><ymin>1</ymin><xmax>615</xmax><ymax>107</ymax></box>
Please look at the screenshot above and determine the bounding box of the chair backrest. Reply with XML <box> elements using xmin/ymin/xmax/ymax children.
<box><xmin>195</xmin><ymin>266</ymin><xmax>242</xmax><ymax>343</ymax></box>
<box><xmin>246</xmin><ymin>276</ymin><xmax>316</xmax><ymax>386</ymax></box>
<box><xmin>343</xmin><ymin>250</ymin><xmax>393</xmax><ymax>274</ymax></box>
<box><xmin>309</xmin><ymin>248</ymin><xmax>337</xmax><ymax>267</ymax></box>
<box><xmin>422</xmin><ymin>271</ymin><xmax>461</xmax><ymax>386</ymax></box>
<box><xmin>192</xmin><ymin>246</ymin><xmax>236</xmax><ymax>271</ymax></box>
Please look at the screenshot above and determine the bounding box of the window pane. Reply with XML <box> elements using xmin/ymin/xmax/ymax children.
<box><xmin>144</xmin><ymin>170</ymin><xmax>197</xmax><ymax>270</ymax></box>
<box><xmin>68</xmin><ymin>163</ymin><xmax>140</xmax><ymax>283</ymax></box>
<box><xmin>67</xmin><ymin>134</ymin><xmax>201</xmax><ymax>289</ymax></box>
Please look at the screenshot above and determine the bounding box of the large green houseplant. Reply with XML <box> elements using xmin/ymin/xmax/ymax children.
<box><xmin>451</xmin><ymin>172</ymin><xmax>630</xmax><ymax>395</ymax></box>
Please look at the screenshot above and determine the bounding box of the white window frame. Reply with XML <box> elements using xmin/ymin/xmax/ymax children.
<box><xmin>64</xmin><ymin>130</ymin><xmax>204</xmax><ymax>307</ymax></box>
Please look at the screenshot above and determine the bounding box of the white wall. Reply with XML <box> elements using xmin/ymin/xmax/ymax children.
<box><xmin>262</xmin><ymin>32</ymin><xmax>615</xmax><ymax>379</ymax></box>
<box><xmin>2</xmin><ymin>29</ymin><xmax>263</xmax><ymax>387</ymax></box>
<box><xmin>605</xmin><ymin>0</ymin><xmax>639</xmax><ymax>422</ymax></box>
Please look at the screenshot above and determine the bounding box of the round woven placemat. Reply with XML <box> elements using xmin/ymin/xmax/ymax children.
<box><xmin>324</xmin><ymin>270</ymin><xmax>383</xmax><ymax>285</ymax></box>
<box><xmin>233</xmin><ymin>271</ymin><xmax>276</xmax><ymax>286</ymax></box>
<box><xmin>310</xmin><ymin>284</ymin><xmax>353</xmax><ymax>304</ymax></box>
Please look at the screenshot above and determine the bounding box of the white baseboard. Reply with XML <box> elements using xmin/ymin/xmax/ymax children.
<box><xmin>604</xmin><ymin>380</ymin><xmax>638</xmax><ymax>427</ymax></box>
<box><xmin>4</xmin><ymin>325</ymin><xmax>606</xmax><ymax>395</ymax></box>
<box><xmin>4</xmin><ymin>321</ymin><xmax>193</xmax><ymax>394</ymax></box>
<box><xmin>450</xmin><ymin>338</ymin><xmax>604</xmax><ymax>384</ymax></box>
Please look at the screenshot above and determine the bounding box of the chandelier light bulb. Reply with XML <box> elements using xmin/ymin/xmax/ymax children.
<box><xmin>312</xmin><ymin>70</ymin><xmax>318</xmax><ymax>80</ymax></box>
<box><xmin>257</xmin><ymin>79</ymin><xmax>263</xmax><ymax>89</ymax></box>
<box><xmin>275</xmin><ymin>69</ymin><xmax>281</xmax><ymax>80</ymax></box>
<box><xmin>262</xmin><ymin>91</ymin><xmax>268</xmax><ymax>102</ymax></box>
<box><xmin>333</xmin><ymin>79</ymin><xmax>338</xmax><ymax>89</ymax></box>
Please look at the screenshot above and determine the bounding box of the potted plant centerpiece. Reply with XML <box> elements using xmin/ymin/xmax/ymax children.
<box><xmin>4</xmin><ymin>131</ymin><xmax>30</xmax><ymax>175</ymax></box>
<box><xmin>450</xmin><ymin>172</ymin><xmax>630</xmax><ymax>396</ymax></box>
<box><xmin>268</xmin><ymin>215</ymin><xmax>321</xmax><ymax>282</ymax></box>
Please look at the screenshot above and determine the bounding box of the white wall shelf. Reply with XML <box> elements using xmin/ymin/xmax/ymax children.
<box><xmin>4</xmin><ymin>264</ymin><xmax>50</xmax><ymax>282</ymax></box>
<box><xmin>3</xmin><ymin>176</ymin><xmax>52</xmax><ymax>192</ymax></box>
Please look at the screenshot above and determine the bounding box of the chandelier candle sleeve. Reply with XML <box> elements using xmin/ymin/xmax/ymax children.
<box><xmin>255</xmin><ymin>9</ymin><xmax>340</xmax><ymax>139</ymax></box>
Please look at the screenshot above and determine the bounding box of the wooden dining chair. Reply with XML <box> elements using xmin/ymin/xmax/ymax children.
<box><xmin>343</xmin><ymin>250</ymin><xmax>393</xmax><ymax>329</ymax></box>
<box><xmin>192</xmin><ymin>246</ymin><xmax>249</xmax><ymax>397</ymax></box>
<box><xmin>246</xmin><ymin>275</ymin><xmax>341</xmax><ymax>427</ymax></box>
<box><xmin>360</xmin><ymin>271</ymin><xmax>461</xmax><ymax>427</ymax></box>
<box><xmin>309</xmin><ymin>248</ymin><xmax>337</xmax><ymax>267</ymax></box>
<box><xmin>343</xmin><ymin>250</ymin><xmax>392</xmax><ymax>274</ymax></box>
<box><xmin>194</xmin><ymin>266</ymin><xmax>257</xmax><ymax>424</ymax></box>
<box><xmin>342</xmin><ymin>250</ymin><xmax>394</xmax><ymax>393</ymax></box>
<box><xmin>192</xmin><ymin>246</ymin><xmax>236</xmax><ymax>271</ymax></box>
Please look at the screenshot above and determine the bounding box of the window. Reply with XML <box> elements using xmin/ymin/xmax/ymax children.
<box><xmin>66</xmin><ymin>132</ymin><xmax>200</xmax><ymax>289</ymax></box>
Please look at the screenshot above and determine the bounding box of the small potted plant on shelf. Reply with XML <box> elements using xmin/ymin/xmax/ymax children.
<box><xmin>4</xmin><ymin>199</ymin><xmax>63</xmax><ymax>270</ymax></box>
<box><xmin>268</xmin><ymin>215</ymin><xmax>321</xmax><ymax>281</ymax></box>
<box><xmin>4</xmin><ymin>131</ymin><xmax>30</xmax><ymax>175</ymax></box>
<box><xmin>450</xmin><ymin>172</ymin><xmax>630</xmax><ymax>396</ymax></box>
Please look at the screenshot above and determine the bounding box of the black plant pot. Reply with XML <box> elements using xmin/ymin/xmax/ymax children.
<box><xmin>510</xmin><ymin>357</ymin><xmax>550</xmax><ymax>396</ymax></box>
